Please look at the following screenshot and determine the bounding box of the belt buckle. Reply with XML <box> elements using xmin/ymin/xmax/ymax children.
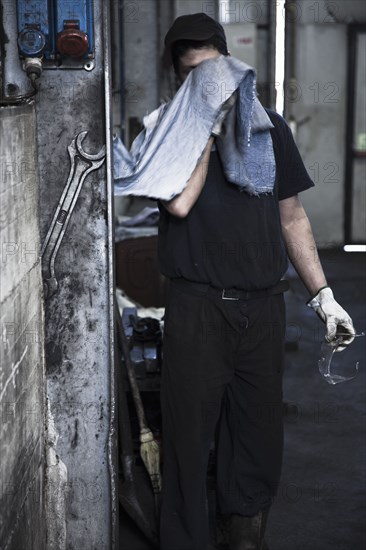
<box><xmin>222</xmin><ymin>289</ymin><xmax>239</xmax><ymax>301</ymax></box>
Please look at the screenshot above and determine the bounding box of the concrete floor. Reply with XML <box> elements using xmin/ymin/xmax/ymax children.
<box><xmin>119</xmin><ymin>249</ymin><xmax>366</xmax><ymax>550</ymax></box>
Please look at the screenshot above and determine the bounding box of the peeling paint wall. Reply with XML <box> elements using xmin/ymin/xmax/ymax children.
<box><xmin>0</xmin><ymin>102</ymin><xmax>46</xmax><ymax>549</ymax></box>
<box><xmin>35</xmin><ymin>2</ymin><xmax>117</xmax><ymax>548</ymax></box>
<box><xmin>45</xmin><ymin>400</ymin><xmax>67</xmax><ymax>550</ymax></box>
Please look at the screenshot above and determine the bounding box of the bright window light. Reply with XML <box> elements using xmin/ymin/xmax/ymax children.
<box><xmin>344</xmin><ymin>245</ymin><xmax>366</xmax><ymax>252</ymax></box>
<box><xmin>275</xmin><ymin>1</ymin><xmax>285</xmax><ymax>115</ymax></box>
<box><xmin>218</xmin><ymin>1</ymin><xmax>231</xmax><ymax>24</ymax></box>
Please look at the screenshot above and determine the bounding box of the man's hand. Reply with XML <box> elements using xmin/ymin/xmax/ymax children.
<box><xmin>307</xmin><ymin>287</ymin><xmax>355</xmax><ymax>351</ymax></box>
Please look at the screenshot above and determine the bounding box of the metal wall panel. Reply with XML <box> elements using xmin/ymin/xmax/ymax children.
<box><xmin>33</xmin><ymin>1</ymin><xmax>117</xmax><ymax>548</ymax></box>
<box><xmin>0</xmin><ymin>103</ymin><xmax>46</xmax><ymax>550</ymax></box>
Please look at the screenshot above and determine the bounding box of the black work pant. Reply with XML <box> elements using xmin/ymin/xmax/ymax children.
<box><xmin>160</xmin><ymin>280</ymin><xmax>286</xmax><ymax>550</ymax></box>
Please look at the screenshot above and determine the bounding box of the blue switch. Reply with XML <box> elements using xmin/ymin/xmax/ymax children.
<box><xmin>18</xmin><ymin>28</ymin><xmax>46</xmax><ymax>56</ymax></box>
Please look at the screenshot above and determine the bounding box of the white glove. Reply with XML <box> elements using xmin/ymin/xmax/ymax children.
<box><xmin>307</xmin><ymin>286</ymin><xmax>355</xmax><ymax>351</ymax></box>
<box><xmin>211</xmin><ymin>91</ymin><xmax>237</xmax><ymax>137</ymax></box>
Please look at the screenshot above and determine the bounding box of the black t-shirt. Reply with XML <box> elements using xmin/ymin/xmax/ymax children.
<box><xmin>158</xmin><ymin>109</ymin><xmax>314</xmax><ymax>290</ymax></box>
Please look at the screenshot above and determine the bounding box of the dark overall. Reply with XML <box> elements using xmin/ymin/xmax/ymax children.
<box><xmin>158</xmin><ymin>111</ymin><xmax>314</xmax><ymax>549</ymax></box>
<box><xmin>159</xmin><ymin>280</ymin><xmax>286</xmax><ymax>550</ymax></box>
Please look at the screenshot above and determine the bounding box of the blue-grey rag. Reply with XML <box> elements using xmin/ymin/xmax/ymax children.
<box><xmin>113</xmin><ymin>55</ymin><xmax>276</xmax><ymax>200</ymax></box>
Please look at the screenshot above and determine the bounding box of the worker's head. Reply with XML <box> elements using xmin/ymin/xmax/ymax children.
<box><xmin>163</xmin><ymin>13</ymin><xmax>229</xmax><ymax>82</ymax></box>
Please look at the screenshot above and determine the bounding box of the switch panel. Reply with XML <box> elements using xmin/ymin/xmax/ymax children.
<box><xmin>17</xmin><ymin>0</ymin><xmax>94</xmax><ymax>70</ymax></box>
<box><xmin>17</xmin><ymin>0</ymin><xmax>54</xmax><ymax>58</ymax></box>
<box><xmin>56</xmin><ymin>0</ymin><xmax>94</xmax><ymax>59</ymax></box>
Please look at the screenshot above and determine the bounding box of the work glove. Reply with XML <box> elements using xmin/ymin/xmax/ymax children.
<box><xmin>211</xmin><ymin>91</ymin><xmax>237</xmax><ymax>137</ymax></box>
<box><xmin>307</xmin><ymin>286</ymin><xmax>355</xmax><ymax>351</ymax></box>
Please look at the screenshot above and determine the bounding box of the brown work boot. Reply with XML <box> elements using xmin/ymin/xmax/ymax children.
<box><xmin>228</xmin><ymin>508</ymin><xmax>269</xmax><ymax>550</ymax></box>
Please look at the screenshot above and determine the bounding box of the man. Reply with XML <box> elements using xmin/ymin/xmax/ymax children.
<box><xmin>153</xmin><ymin>13</ymin><xmax>356</xmax><ymax>550</ymax></box>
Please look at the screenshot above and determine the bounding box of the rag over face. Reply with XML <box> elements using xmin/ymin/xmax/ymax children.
<box><xmin>113</xmin><ymin>55</ymin><xmax>276</xmax><ymax>200</ymax></box>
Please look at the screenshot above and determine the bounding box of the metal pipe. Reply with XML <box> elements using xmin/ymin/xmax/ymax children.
<box><xmin>103</xmin><ymin>1</ymin><xmax>118</xmax><ymax>547</ymax></box>
<box><xmin>0</xmin><ymin>0</ymin><xmax>34</xmax><ymax>104</ymax></box>
<box><xmin>267</xmin><ymin>0</ymin><xmax>277</xmax><ymax>110</ymax></box>
<box><xmin>118</xmin><ymin>0</ymin><xmax>125</xmax><ymax>141</ymax></box>
<box><xmin>343</xmin><ymin>24</ymin><xmax>363</xmax><ymax>243</ymax></box>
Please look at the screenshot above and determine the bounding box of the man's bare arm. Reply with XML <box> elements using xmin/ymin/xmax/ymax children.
<box><xmin>279</xmin><ymin>194</ymin><xmax>327</xmax><ymax>296</ymax></box>
<box><xmin>161</xmin><ymin>137</ymin><xmax>215</xmax><ymax>218</ymax></box>
<box><xmin>280</xmin><ymin>194</ymin><xmax>356</xmax><ymax>348</ymax></box>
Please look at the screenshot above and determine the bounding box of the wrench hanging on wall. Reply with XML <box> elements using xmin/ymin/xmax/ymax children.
<box><xmin>41</xmin><ymin>131</ymin><xmax>105</xmax><ymax>299</ymax></box>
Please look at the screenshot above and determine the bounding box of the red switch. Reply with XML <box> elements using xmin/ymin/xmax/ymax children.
<box><xmin>57</xmin><ymin>20</ymin><xmax>89</xmax><ymax>58</ymax></box>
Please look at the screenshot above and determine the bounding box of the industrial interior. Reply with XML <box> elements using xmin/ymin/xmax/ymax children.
<box><xmin>0</xmin><ymin>1</ymin><xmax>365</xmax><ymax>549</ymax></box>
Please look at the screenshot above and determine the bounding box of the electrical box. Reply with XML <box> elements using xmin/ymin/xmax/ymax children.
<box><xmin>17</xmin><ymin>0</ymin><xmax>94</xmax><ymax>70</ymax></box>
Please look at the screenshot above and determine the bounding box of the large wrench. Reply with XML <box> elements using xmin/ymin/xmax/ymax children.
<box><xmin>41</xmin><ymin>131</ymin><xmax>106</xmax><ymax>299</ymax></box>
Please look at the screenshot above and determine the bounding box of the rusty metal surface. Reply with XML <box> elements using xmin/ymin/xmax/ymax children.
<box><xmin>34</xmin><ymin>1</ymin><xmax>116</xmax><ymax>547</ymax></box>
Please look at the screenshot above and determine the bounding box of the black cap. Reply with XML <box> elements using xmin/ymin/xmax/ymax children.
<box><xmin>163</xmin><ymin>13</ymin><xmax>227</xmax><ymax>67</ymax></box>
